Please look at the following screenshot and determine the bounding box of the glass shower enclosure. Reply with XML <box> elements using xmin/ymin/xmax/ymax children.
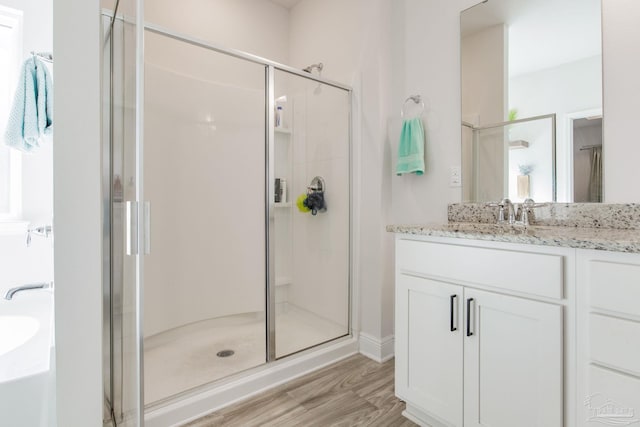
<box><xmin>102</xmin><ymin>5</ymin><xmax>351</xmax><ymax>425</ymax></box>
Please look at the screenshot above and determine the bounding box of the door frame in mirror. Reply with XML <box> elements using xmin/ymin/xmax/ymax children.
<box><xmin>565</xmin><ymin>108</ymin><xmax>603</xmax><ymax>202</ymax></box>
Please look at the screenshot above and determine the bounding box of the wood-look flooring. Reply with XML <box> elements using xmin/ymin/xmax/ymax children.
<box><xmin>182</xmin><ymin>354</ymin><xmax>418</xmax><ymax>427</ymax></box>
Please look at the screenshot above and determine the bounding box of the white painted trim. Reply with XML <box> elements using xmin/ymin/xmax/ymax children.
<box><xmin>0</xmin><ymin>220</ymin><xmax>28</xmax><ymax>235</ymax></box>
<box><xmin>0</xmin><ymin>7</ymin><xmax>23</xmax><ymax>220</ymax></box>
<box><xmin>359</xmin><ymin>332</ymin><xmax>395</xmax><ymax>363</ymax></box>
<box><xmin>145</xmin><ymin>337</ymin><xmax>358</xmax><ymax>427</ymax></box>
<box><xmin>563</xmin><ymin>108</ymin><xmax>603</xmax><ymax>202</ymax></box>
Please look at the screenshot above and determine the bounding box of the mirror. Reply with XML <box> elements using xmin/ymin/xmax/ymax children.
<box><xmin>460</xmin><ymin>0</ymin><xmax>602</xmax><ymax>203</ymax></box>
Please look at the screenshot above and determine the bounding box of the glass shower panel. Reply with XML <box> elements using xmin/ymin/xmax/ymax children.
<box><xmin>143</xmin><ymin>31</ymin><xmax>267</xmax><ymax>404</ymax></box>
<box><xmin>103</xmin><ymin>3</ymin><xmax>143</xmax><ymax>425</ymax></box>
<box><xmin>471</xmin><ymin>125</ymin><xmax>508</xmax><ymax>202</ymax></box>
<box><xmin>466</xmin><ymin>115</ymin><xmax>556</xmax><ymax>203</ymax></box>
<box><xmin>273</xmin><ymin>70</ymin><xmax>350</xmax><ymax>359</ymax></box>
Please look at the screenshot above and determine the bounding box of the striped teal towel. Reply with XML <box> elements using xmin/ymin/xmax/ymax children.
<box><xmin>4</xmin><ymin>57</ymin><xmax>53</xmax><ymax>153</ymax></box>
<box><xmin>396</xmin><ymin>117</ymin><xmax>425</xmax><ymax>175</ymax></box>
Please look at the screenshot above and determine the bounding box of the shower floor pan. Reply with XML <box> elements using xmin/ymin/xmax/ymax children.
<box><xmin>144</xmin><ymin>305</ymin><xmax>346</xmax><ymax>404</ymax></box>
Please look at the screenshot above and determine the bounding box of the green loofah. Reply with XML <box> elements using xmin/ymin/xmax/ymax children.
<box><xmin>296</xmin><ymin>194</ymin><xmax>311</xmax><ymax>213</ymax></box>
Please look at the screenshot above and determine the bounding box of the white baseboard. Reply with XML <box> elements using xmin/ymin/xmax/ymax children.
<box><xmin>145</xmin><ymin>337</ymin><xmax>358</xmax><ymax>427</ymax></box>
<box><xmin>404</xmin><ymin>403</ymin><xmax>447</xmax><ymax>427</ymax></box>
<box><xmin>359</xmin><ymin>332</ymin><xmax>394</xmax><ymax>363</ymax></box>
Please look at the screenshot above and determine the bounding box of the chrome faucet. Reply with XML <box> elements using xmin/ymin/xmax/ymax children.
<box><xmin>488</xmin><ymin>198</ymin><xmax>515</xmax><ymax>224</ymax></box>
<box><xmin>517</xmin><ymin>198</ymin><xmax>546</xmax><ymax>226</ymax></box>
<box><xmin>501</xmin><ymin>198</ymin><xmax>516</xmax><ymax>224</ymax></box>
<box><xmin>488</xmin><ymin>198</ymin><xmax>545</xmax><ymax>226</ymax></box>
<box><xmin>4</xmin><ymin>282</ymin><xmax>53</xmax><ymax>300</ymax></box>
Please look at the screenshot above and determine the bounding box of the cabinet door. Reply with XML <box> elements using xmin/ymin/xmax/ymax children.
<box><xmin>463</xmin><ymin>288</ymin><xmax>563</xmax><ymax>427</ymax></box>
<box><xmin>396</xmin><ymin>274</ymin><xmax>464</xmax><ymax>427</ymax></box>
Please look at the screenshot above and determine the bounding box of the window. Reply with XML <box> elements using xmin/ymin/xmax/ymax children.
<box><xmin>0</xmin><ymin>6</ymin><xmax>23</xmax><ymax>221</ymax></box>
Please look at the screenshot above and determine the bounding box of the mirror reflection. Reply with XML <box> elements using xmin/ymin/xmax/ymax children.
<box><xmin>460</xmin><ymin>0</ymin><xmax>602</xmax><ymax>203</ymax></box>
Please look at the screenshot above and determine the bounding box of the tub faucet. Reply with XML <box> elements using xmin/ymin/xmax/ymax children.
<box><xmin>26</xmin><ymin>225</ymin><xmax>53</xmax><ymax>247</ymax></box>
<box><xmin>4</xmin><ymin>282</ymin><xmax>53</xmax><ymax>300</ymax></box>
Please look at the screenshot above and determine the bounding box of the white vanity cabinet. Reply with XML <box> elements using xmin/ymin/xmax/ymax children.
<box><xmin>395</xmin><ymin>236</ymin><xmax>569</xmax><ymax>427</ymax></box>
<box><xmin>577</xmin><ymin>249</ymin><xmax>640</xmax><ymax>427</ymax></box>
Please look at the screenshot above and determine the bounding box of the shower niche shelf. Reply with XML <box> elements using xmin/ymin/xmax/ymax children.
<box><xmin>275</xmin><ymin>203</ymin><xmax>291</xmax><ymax>208</ymax></box>
<box><xmin>275</xmin><ymin>127</ymin><xmax>291</xmax><ymax>135</ymax></box>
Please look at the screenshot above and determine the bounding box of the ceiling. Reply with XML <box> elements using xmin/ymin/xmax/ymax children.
<box><xmin>461</xmin><ymin>0</ymin><xmax>602</xmax><ymax>77</ymax></box>
<box><xmin>269</xmin><ymin>0</ymin><xmax>303</xmax><ymax>9</ymax></box>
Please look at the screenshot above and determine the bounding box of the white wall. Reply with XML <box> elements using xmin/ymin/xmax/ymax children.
<box><xmin>507</xmin><ymin>118</ymin><xmax>555</xmax><ymax>202</ymax></box>
<box><xmin>288</xmin><ymin>0</ymin><xmax>362</xmax><ymax>83</ymax></box>
<box><xmin>0</xmin><ymin>0</ymin><xmax>54</xmax><ymax>294</ymax></box>
<box><xmin>391</xmin><ymin>0</ymin><xmax>477</xmax><ymax>226</ymax></box>
<box><xmin>461</xmin><ymin>24</ymin><xmax>507</xmax><ymax>126</ymax></box>
<box><xmin>510</xmin><ymin>56</ymin><xmax>602</xmax><ymax>201</ymax></box>
<box><xmin>461</xmin><ymin>24</ymin><xmax>508</xmax><ymax>202</ymax></box>
<box><xmin>146</xmin><ymin>0</ymin><xmax>290</xmax><ymax>65</ymax></box>
<box><xmin>53</xmin><ymin>0</ymin><xmax>103</xmax><ymax>425</ymax></box>
<box><xmin>602</xmin><ymin>0</ymin><xmax>640</xmax><ymax>202</ymax></box>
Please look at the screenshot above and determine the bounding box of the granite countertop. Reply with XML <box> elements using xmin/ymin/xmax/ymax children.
<box><xmin>387</xmin><ymin>203</ymin><xmax>640</xmax><ymax>253</ymax></box>
<box><xmin>386</xmin><ymin>222</ymin><xmax>640</xmax><ymax>253</ymax></box>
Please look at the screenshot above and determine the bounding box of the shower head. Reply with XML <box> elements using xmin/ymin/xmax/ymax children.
<box><xmin>303</xmin><ymin>63</ymin><xmax>324</xmax><ymax>74</ymax></box>
<box><xmin>302</xmin><ymin>63</ymin><xmax>324</xmax><ymax>95</ymax></box>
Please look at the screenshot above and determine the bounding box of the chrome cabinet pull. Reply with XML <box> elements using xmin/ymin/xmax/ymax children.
<box><xmin>450</xmin><ymin>294</ymin><xmax>457</xmax><ymax>331</ymax></box>
<box><xmin>466</xmin><ymin>298</ymin><xmax>474</xmax><ymax>337</ymax></box>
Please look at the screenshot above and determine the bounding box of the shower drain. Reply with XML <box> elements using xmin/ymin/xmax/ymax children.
<box><xmin>216</xmin><ymin>349</ymin><xmax>235</xmax><ymax>358</ymax></box>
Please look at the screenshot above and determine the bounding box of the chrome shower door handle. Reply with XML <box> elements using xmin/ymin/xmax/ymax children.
<box><xmin>126</xmin><ymin>201</ymin><xmax>138</xmax><ymax>256</ymax></box>
<box><xmin>144</xmin><ymin>202</ymin><xmax>151</xmax><ymax>255</ymax></box>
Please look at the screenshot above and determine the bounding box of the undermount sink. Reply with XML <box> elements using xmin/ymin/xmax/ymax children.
<box><xmin>0</xmin><ymin>315</ymin><xmax>40</xmax><ymax>357</ymax></box>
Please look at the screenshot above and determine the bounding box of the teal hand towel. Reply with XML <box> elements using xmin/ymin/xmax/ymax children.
<box><xmin>396</xmin><ymin>117</ymin><xmax>425</xmax><ymax>175</ymax></box>
<box><xmin>4</xmin><ymin>57</ymin><xmax>53</xmax><ymax>153</ymax></box>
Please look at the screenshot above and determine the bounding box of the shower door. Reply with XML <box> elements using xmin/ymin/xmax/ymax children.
<box><xmin>272</xmin><ymin>70</ymin><xmax>351</xmax><ymax>358</ymax></box>
<box><xmin>141</xmin><ymin>29</ymin><xmax>268</xmax><ymax>405</ymax></box>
